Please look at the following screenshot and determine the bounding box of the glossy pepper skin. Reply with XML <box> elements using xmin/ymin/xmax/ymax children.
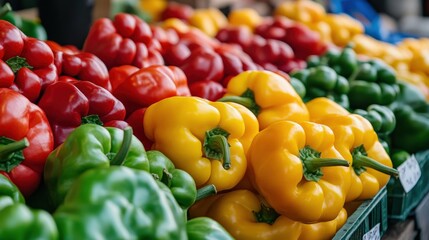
<box><xmin>44</xmin><ymin>124</ymin><xmax>149</xmax><ymax>207</ymax></box>
<box><xmin>354</xmin><ymin>104</ymin><xmax>396</xmax><ymax>136</ymax></box>
<box><xmin>54</xmin><ymin>166</ymin><xmax>187</xmax><ymax>240</ymax></box>
<box><xmin>248</xmin><ymin>120</ymin><xmax>351</xmax><ymax>223</ymax></box>
<box><xmin>187</xmin><ymin>217</ymin><xmax>234</xmax><ymax>240</ymax></box>
<box><xmin>218</xmin><ymin>70</ymin><xmax>309</xmax><ymax>130</ymax></box>
<box><xmin>0</xmin><ymin>4</ymin><xmax>47</xmax><ymax>40</ymax></box>
<box><xmin>49</xmin><ymin>47</ymin><xmax>112</xmax><ymax>91</ymax></box>
<box><xmin>306</xmin><ymin>98</ymin><xmax>398</xmax><ymax>201</ymax></box>
<box><xmin>112</xmin><ymin>65</ymin><xmax>191</xmax><ymax>115</ymax></box>
<box><xmin>0</xmin><ymin>20</ymin><xmax>57</xmax><ymax>102</ymax></box>
<box><xmin>0</xmin><ymin>88</ymin><xmax>54</xmax><ymax>197</ymax></box>
<box><xmin>189</xmin><ymin>190</ymin><xmax>347</xmax><ymax>240</ymax></box>
<box><xmin>144</xmin><ymin>96</ymin><xmax>250</xmax><ymax>192</ymax></box>
<box><xmin>38</xmin><ymin>80</ymin><xmax>126</xmax><ymax>147</ymax></box>
<box><xmin>0</xmin><ymin>175</ymin><xmax>58</xmax><ymax>240</ymax></box>
<box><xmin>291</xmin><ymin>65</ymin><xmax>350</xmax><ymax>109</ymax></box>
<box><xmin>147</xmin><ymin>150</ymin><xmax>197</xmax><ymax>210</ymax></box>
<box><xmin>83</xmin><ymin>13</ymin><xmax>164</xmax><ymax>69</ymax></box>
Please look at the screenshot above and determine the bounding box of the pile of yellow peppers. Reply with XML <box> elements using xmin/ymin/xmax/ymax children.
<box><xmin>142</xmin><ymin>70</ymin><xmax>398</xmax><ymax>240</ymax></box>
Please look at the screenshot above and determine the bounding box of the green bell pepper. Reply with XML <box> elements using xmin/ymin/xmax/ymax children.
<box><xmin>44</xmin><ymin>124</ymin><xmax>149</xmax><ymax>207</ymax></box>
<box><xmin>347</xmin><ymin>59</ymin><xmax>399</xmax><ymax>109</ymax></box>
<box><xmin>354</xmin><ymin>104</ymin><xmax>396</xmax><ymax>135</ymax></box>
<box><xmin>0</xmin><ymin>175</ymin><xmax>58</xmax><ymax>240</ymax></box>
<box><xmin>391</xmin><ymin>104</ymin><xmax>429</xmax><ymax>153</ymax></box>
<box><xmin>147</xmin><ymin>150</ymin><xmax>197</xmax><ymax>210</ymax></box>
<box><xmin>331</xmin><ymin>45</ymin><xmax>358</xmax><ymax>78</ymax></box>
<box><xmin>54</xmin><ymin>166</ymin><xmax>187</xmax><ymax>239</ymax></box>
<box><xmin>289</xmin><ymin>77</ymin><xmax>306</xmax><ymax>99</ymax></box>
<box><xmin>187</xmin><ymin>217</ymin><xmax>234</xmax><ymax>240</ymax></box>
<box><xmin>390</xmin><ymin>149</ymin><xmax>411</xmax><ymax>168</ymax></box>
<box><xmin>0</xmin><ymin>3</ymin><xmax>47</xmax><ymax>40</ymax></box>
<box><xmin>291</xmin><ymin>65</ymin><xmax>350</xmax><ymax>109</ymax></box>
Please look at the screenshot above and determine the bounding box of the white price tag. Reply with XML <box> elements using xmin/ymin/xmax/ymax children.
<box><xmin>397</xmin><ymin>155</ymin><xmax>421</xmax><ymax>193</ymax></box>
<box><xmin>362</xmin><ymin>223</ymin><xmax>380</xmax><ymax>240</ymax></box>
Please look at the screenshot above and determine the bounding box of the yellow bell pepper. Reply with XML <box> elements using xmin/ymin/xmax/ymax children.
<box><xmin>144</xmin><ymin>96</ymin><xmax>253</xmax><ymax>192</ymax></box>
<box><xmin>139</xmin><ymin>0</ymin><xmax>167</xmax><ymax>22</ymax></box>
<box><xmin>324</xmin><ymin>14</ymin><xmax>364</xmax><ymax>47</ymax></box>
<box><xmin>306</xmin><ymin>98</ymin><xmax>398</xmax><ymax>201</ymax></box>
<box><xmin>248</xmin><ymin>120</ymin><xmax>351</xmax><ymax>223</ymax></box>
<box><xmin>189</xmin><ymin>189</ymin><xmax>347</xmax><ymax>240</ymax></box>
<box><xmin>218</xmin><ymin>70</ymin><xmax>309</xmax><ymax>130</ymax></box>
<box><xmin>161</xmin><ymin>18</ymin><xmax>192</xmax><ymax>33</ymax></box>
<box><xmin>189</xmin><ymin>8</ymin><xmax>228</xmax><ymax>37</ymax></box>
<box><xmin>274</xmin><ymin>0</ymin><xmax>326</xmax><ymax>23</ymax></box>
<box><xmin>228</xmin><ymin>8</ymin><xmax>263</xmax><ymax>32</ymax></box>
<box><xmin>305</xmin><ymin>97</ymin><xmax>350</xmax><ymax>122</ymax></box>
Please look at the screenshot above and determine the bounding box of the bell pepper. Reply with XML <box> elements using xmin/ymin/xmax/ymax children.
<box><xmin>45</xmin><ymin>40</ymin><xmax>80</xmax><ymax>55</ymax></box>
<box><xmin>215</xmin><ymin>25</ymin><xmax>254</xmax><ymax>49</ymax></box>
<box><xmin>147</xmin><ymin>150</ymin><xmax>197</xmax><ymax>210</ymax></box>
<box><xmin>179</xmin><ymin>47</ymin><xmax>224</xmax><ymax>84</ymax></box>
<box><xmin>274</xmin><ymin>0</ymin><xmax>326</xmax><ymax>23</ymax></box>
<box><xmin>48</xmin><ymin>47</ymin><xmax>112</xmax><ymax>91</ymax></box>
<box><xmin>218</xmin><ymin>70</ymin><xmax>309</xmax><ymax>130</ymax></box>
<box><xmin>160</xmin><ymin>1</ymin><xmax>194</xmax><ymax>21</ymax></box>
<box><xmin>248</xmin><ymin>120</ymin><xmax>350</xmax><ymax>223</ymax></box>
<box><xmin>353</xmin><ymin>104</ymin><xmax>396</xmax><ymax>136</ymax></box>
<box><xmin>187</xmin><ymin>217</ymin><xmax>234</xmax><ymax>240</ymax></box>
<box><xmin>324</xmin><ymin>14</ymin><xmax>364</xmax><ymax>47</ymax></box>
<box><xmin>306</xmin><ymin>98</ymin><xmax>398</xmax><ymax>201</ymax></box>
<box><xmin>0</xmin><ymin>174</ymin><xmax>58</xmax><ymax>240</ymax></box>
<box><xmin>44</xmin><ymin>124</ymin><xmax>149</xmax><ymax>206</ymax></box>
<box><xmin>0</xmin><ymin>88</ymin><xmax>54</xmax><ymax>197</ymax></box>
<box><xmin>38</xmin><ymin>80</ymin><xmax>126</xmax><ymax>147</ymax></box>
<box><xmin>305</xmin><ymin>97</ymin><xmax>350</xmax><ymax>122</ymax></box>
<box><xmin>189</xmin><ymin>80</ymin><xmax>225</xmax><ymax>101</ymax></box>
<box><xmin>0</xmin><ymin>3</ymin><xmax>47</xmax><ymax>40</ymax></box>
<box><xmin>189</xmin><ymin>189</ymin><xmax>347</xmax><ymax>240</ymax></box>
<box><xmin>150</xmin><ymin>25</ymin><xmax>179</xmax><ymax>55</ymax></box>
<box><xmin>291</xmin><ymin>65</ymin><xmax>350</xmax><ymax>109</ymax></box>
<box><xmin>54</xmin><ymin>166</ymin><xmax>187</xmax><ymax>239</ymax></box>
<box><xmin>83</xmin><ymin>13</ymin><xmax>164</xmax><ymax>69</ymax></box>
<box><xmin>347</xmin><ymin>58</ymin><xmax>399</xmax><ymax>109</ymax></box>
<box><xmin>391</xmin><ymin>104</ymin><xmax>429</xmax><ymax>153</ymax></box>
<box><xmin>227</xmin><ymin>8</ymin><xmax>263</xmax><ymax>32</ymax></box>
<box><xmin>0</xmin><ymin>20</ymin><xmax>57</xmax><ymax>102</ymax></box>
<box><xmin>189</xmin><ymin>8</ymin><xmax>228</xmax><ymax>37</ymax></box>
<box><xmin>108</xmin><ymin>65</ymin><xmax>139</xmax><ymax>91</ymax></box>
<box><xmin>214</xmin><ymin>43</ymin><xmax>258</xmax><ymax>85</ymax></box>
<box><xmin>112</xmin><ymin>65</ymin><xmax>191</xmax><ymax>115</ymax></box>
<box><xmin>144</xmin><ymin>96</ymin><xmax>250</xmax><ymax>191</ymax></box>
<box><xmin>125</xmin><ymin>108</ymin><xmax>153</xmax><ymax>150</ymax></box>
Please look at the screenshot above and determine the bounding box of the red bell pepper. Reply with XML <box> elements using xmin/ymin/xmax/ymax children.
<box><xmin>0</xmin><ymin>20</ymin><xmax>57</xmax><ymax>102</ymax></box>
<box><xmin>45</xmin><ymin>40</ymin><xmax>79</xmax><ymax>54</ymax></box>
<box><xmin>83</xmin><ymin>13</ymin><xmax>164</xmax><ymax>69</ymax></box>
<box><xmin>109</xmin><ymin>65</ymin><xmax>139</xmax><ymax>91</ymax></box>
<box><xmin>112</xmin><ymin>65</ymin><xmax>191</xmax><ymax>115</ymax></box>
<box><xmin>0</xmin><ymin>88</ymin><xmax>54</xmax><ymax>197</ymax></box>
<box><xmin>215</xmin><ymin>26</ymin><xmax>254</xmax><ymax>48</ymax></box>
<box><xmin>150</xmin><ymin>26</ymin><xmax>179</xmax><ymax>55</ymax></box>
<box><xmin>189</xmin><ymin>81</ymin><xmax>225</xmax><ymax>101</ymax></box>
<box><xmin>180</xmin><ymin>47</ymin><xmax>224</xmax><ymax>84</ymax></box>
<box><xmin>38</xmin><ymin>79</ymin><xmax>126</xmax><ymax>147</ymax></box>
<box><xmin>214</xmin><ymin>44</ymin><xmax>259</xmax><ymax>85</ymax></box>
<box><xmin>160</xmin><ymin>2</ymin><xmax>194</xmax><ymax>21</ymax></box>
<box><xmin>125</xmin><ymin>108</ymin><xmax>153</xmax><ymax>150</ymax></box>
<box><xmin>255</xmin><ymin>16</ymin><xmax>327</xmax><ymax>60</ymax></box>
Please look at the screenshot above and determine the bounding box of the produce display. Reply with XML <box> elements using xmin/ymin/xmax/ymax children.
<box><xmin>0</xmin><ymin>0</ymin><xmax>428</xmax><ymax>239</ymax></box>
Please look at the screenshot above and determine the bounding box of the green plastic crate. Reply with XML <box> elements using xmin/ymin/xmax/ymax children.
<box><xmin>387</xmin><ymin>149</ymin><xmax>429</xmax><ymax>221</ymax></box>
<box><xmin>333</xmin><ymin>187</ymin><xmax>388</xmax><ymax>240</ymax></box>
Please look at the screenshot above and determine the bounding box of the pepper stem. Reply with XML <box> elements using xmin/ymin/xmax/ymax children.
<box><xmin>299</xmin><ymin>146</ymin><xmax>349</xmax><ymax>182</ymax></box>
<box><xmin>253</xmin><ymin>204</ymin><xmax>280</xmax><ymax>225</ymax></box>
<box><xmin>352</xmin><ymin>145</ymin><xmax>398</xmax><ymax>177</ymax></box>
<box><xmin>81</xmin><ymin>115</ymin><xmax>104</xmax><ymax>126</ymax></box>
<box><xmin>6</xmin><ymin>56</ymin><xmax>33</xmax><ymax>73</ymax></box>
<box><xmin>217</xmin><ymin>89</ymin><xmax>260</xmax><ymax>116</ymax></box>
<box><xmin>203</xmin><ymin>127</ymin><xmax>231</xmax><ymax>170</ymax></box>
<box><xmin>0</xmin><ymin>3</ymin><xmax>11</xmax><ymax>18</ymax></box>
<box><xmin>0</xmin><ymin>137</ymin><xmax>29</xmax><ymax>172</ymax></box>
<box><xmin>196</xmin><ymin>184</ymin><xmax>217</xmax><ymax>202</ymax></box>
<box><xmin>110</xmin><ymin>127</ymin><xmax>133</xmax><ymax>165</ymax></box>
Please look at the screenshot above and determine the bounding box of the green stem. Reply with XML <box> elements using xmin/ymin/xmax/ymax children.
<box><xmin>217</xmin><ymin>96</ymin><xmax>254</xmax><ymax>109</ymax></box>
<box><xmin>0</xmin><ymin>137</ymin><xmax>29</xmax><ymax>172</ymax></box>
<box><xmin>203</xmin><ymin>128</ymin><xmax>231</xmax><ymax>170</ymax></box>
<box><xmin>0</xmin><ymin>3</ymin><xmax>11</xmax><ymax>18</ymax></box>
<box><xmin>303</xmin><ymin>158</ymin><xmax>350</xmax><ymax>172</ymax></box>
<box><xmin>0</xmin><ymin>138</ymin><xmax>29</xmax><ymax>159</ymax></box>
<box><xmin>196</xmin><ymin>184</ymin><xmax>217</xmax><ymax>202</ymax></box>
<box><xmin>253</xmin><ymin>204</ymin><xmax>280</xmax><ymax>225</ymax></box>
<box><xmin>353</xmin><ymin>154</ymin><xmax>399</xmax><ymax>177</ymax></box>
<box><xmin>110</xmin><ymin>127</ymin><xmax>133</xmax><ymax>165</ymax></box>
<box><xmin>5</xmin><ymin>56</ymin><xmax>33</xmax><ymax>74</ymax></box>
<box><xmin>81</xmin><ymin>115</ymin><xmax>104</xmax><ymax>126</ymax></box>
